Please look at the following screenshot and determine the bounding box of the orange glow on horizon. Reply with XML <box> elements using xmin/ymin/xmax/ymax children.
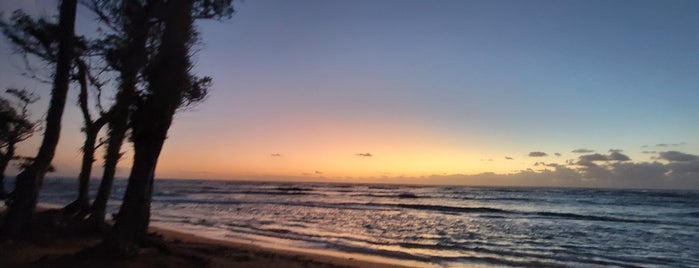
<box><xmin>151</xmin><ymin>116</ymin><xmax>532</xmax><ymax>181</ymax></box>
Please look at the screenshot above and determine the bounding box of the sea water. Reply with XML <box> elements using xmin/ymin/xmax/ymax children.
<box><xmin>26</xmin><ymin>178</ymin><xmax>699</xmax><ymax>267</ymax></box>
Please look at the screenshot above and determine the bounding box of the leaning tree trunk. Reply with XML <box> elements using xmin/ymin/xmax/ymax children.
<box><xmin>63</xmin><ymin>121</ymin><xmax>105</xmax><ymax>216</ymax></box>
<box><xmin>64</xmin><ymin>61</ymin><xmax>108</xmax><ymax>216</ymax></box>
<box><xmin>88</xmin><ymin>0</ymin><xmax>149</xmax><ymax>230</ymax></box>
<box><xmin>88</xmin><ymin>106</ymin><xmax>127</xmax><ymax>229</ymax></box>
<box><xmin>0</xmin><ymin>0</ymin><xmax>77</xmax><ymax>241</ymax></box>
<box><xmin>0</xmin><ymin>142</ymin><xmax>15</xmax><ymax>199</ymax></box>
<box><xmin>99</xmin><ymin>0</ymin><xmax>193</xmax><ymax>257</ymax></box>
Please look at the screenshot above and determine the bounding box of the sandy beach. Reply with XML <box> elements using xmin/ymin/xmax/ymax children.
<box><xmin>0</xmin><ymin>207</ymin><xmax>408</xmax><ymax>268</ymax></box>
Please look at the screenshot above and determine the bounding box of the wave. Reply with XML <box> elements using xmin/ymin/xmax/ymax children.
<box><xmin>531</xmin><ymin>211</ymin><xmax>657</xmax><ymax>224</ymax></box>
<box><xmin>238</xmin><ymin>190</ymin><xmax>316</xmax><ymax>196</ymax></box>
<box><xmin>687</xmin><ymin>211</ymin><xmax>699</xmax><ymax>218</ymax></box>
<box><xmin>458</xmin><ymin>196</ymin><xmax>534</xmax><ymax>202</ymax></box>
<box><xmin>390</xmin><ymin>203</ymin><xmax>658</xmax><ymax>224</ymax></box>
<box><xmin>351</xmin><ymin>193</ymin><xmax>426</xmax><ymax>199</ymax></box>
<box><xmin>275</xmin><ymin>186</ymin><xmax>313</xmax><ymax>192</ymax></box>
<box><xmin>395</xmin><ymin>204</ymin><xmax>511</xmax><ymax>214</ymax></box>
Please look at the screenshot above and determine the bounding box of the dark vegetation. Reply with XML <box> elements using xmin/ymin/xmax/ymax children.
<box><xmin>0</xmin><ymin>89</ymin><xmax>40</xmax><ymax>199</ymax></box>
<box><xmin>0</xmin><ymin>0</ymin><xmax>235</xmax><ymax>258</ymax></box>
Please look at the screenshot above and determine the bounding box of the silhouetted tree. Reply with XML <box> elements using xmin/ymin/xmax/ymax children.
<box><xmin>63</xmin><ymin>59</ymin><xmax>109</xmax><ymax>216</ymax></box>
<box><xmin>100</xmin><ymin>0</ymin><xmax>196</xmax><ymax>255</ymax></box>
<box><xmin>0</xmin><ymin>89</ymin><xmax>39</xmax><ymax>199</ymax></box>
<box><xmin>0</xmin><ymin>0</ymin><xmax>78</xmax><ymax>240</ymax></box>
<box><xmin>98</xmin><ymin>0</ymin><xmax>232</xmax><ymax>256</ymax></box>
<box><xmin>0</xmin><ymin>3</ymin><xmax>109</xmax><ymax>218</ymax></box>
<box><xmin>81</xmin><ymin>0</ymin><xmax>157</xmax><ymax>229</ymax></box>
<box><xmin>83</xmin><ymin>0</ymin><xmax>229</xmax><ymax>231</ymax></box>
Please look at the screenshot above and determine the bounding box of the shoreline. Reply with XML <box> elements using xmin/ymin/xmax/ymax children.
<box><xmin>0</xmin><ymin>204</ymin><xmax>416</xmax><ymax>268</ymax></box>
<box><xmin>149</xmin><ymin>224</ymin><xmax>418</xmax><ymax>268</ymax></box>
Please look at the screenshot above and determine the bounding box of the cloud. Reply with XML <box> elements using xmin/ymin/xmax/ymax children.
<box><xmin>270</xmin><ymin>153</ymin><xmax>282</xmax><ymax>157</ymax></box>
<box><xmin>534</xmin><ymin>162</ymin><xmax>560</xmax><ymax>168</ymax></box>
<box><xmin>356</xmin><ymin>153</ymin><xmax>373</xmax><ymax>157</ymax></box>
<box><xmin>572</xmin><ymin>149</ymin><xmax>594</xmax><ymax>154</ymax></box>
<box><xmin>315</xmin><ymin>170</ymin><xmax>323</xmax><ymax>174</ymax></box>
<box><xmin>285</xmin><ymin>149</ymin><xmax>699</xmax><ymax>189</ymax></box>
<box><xmin>554</xmin><ymin>153</ymin><xmax>562</xmax><ymax>157</ymax></box>
<box><xmin>658</xmin><ymin>151</ymin><xmax>698</xmax><ymax>162</ymax></box>
<box><xmin>608</xmin><ymin>149</ymin><xmax>623</xmax><ymax>153</ymax></box>
<box><xmin>608</xmin><ymin>151</ymin><xmax>631</xmax><ymax>161</ymax></box>
<box><xmin>580</xmin><ymin>161</ymin><xmax>670</xmax><ymax>188</ymax></box>
<box><xmin>576</xmin><ymin>151</ymin><xmax>631</xmax><ymax>166</ymax></box>
<box><xmin>667</xmin><ymin>161</ymin><xmax>699</xmax><ymax>174</ymax></box>
<box><xmin>409</xmin><ymin>156</ymin><xmax>699</xmax><ymax>189</ymax></box>
<box><xmin>528</xmin><ymin>151</ymin><xmax>547</xmax><ymax>157</ymax></box>
<box><xmin>578</xmin><ymin>153</ymin><xmax>608</xmax><ymax>162</ymax></box>
<box><xmin>656</xmin><ymin>143</ymin><xmax>687</xmax><ymax>148</ymax></box>
<box><xmin>641</xmin><ymin>151</ymin><xmax>656</xmax><ymax>154</ymax></box>
<box><xmin>505</xmin><ymin>156</ymin><xmax>514</xmax><ymax>160</ymax></box>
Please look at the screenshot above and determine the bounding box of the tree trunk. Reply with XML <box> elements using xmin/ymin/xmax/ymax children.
<box><xmin>64</xmin><ymin>121</ymin><xmax>105</xmax><ymax>216</ymax></box>
<box><xmin>0</xmin><ymin>0</ymin><xmax>77</xmax><ymax>241</ymax></box>
<box><xmin>99</xmin><ymin>134</ymin><xmax>165</xmax><ymax>256</ymax></box>
<box><xmin>88</xmin><ymin>112</ymin><xmax>127</xmax><ymax>229</ymax></box>
<box><xmin>64</xmin><ymin>61</ymin><xmax>108</xmax><ymax>216</ymax></box>
<box><xmin>99</xmin><ymin>0</ymin><xmax>193</xmax><ymax>257</ymax></box>
<box><xmin>0</xmin><ymin>142</ymin><xmax>15</xmax><ymax>199</ymax></box>
<box><xmin>88</xmin><ymin>0</ymin><xmax>149</xmax><ymax>230</ymax></box>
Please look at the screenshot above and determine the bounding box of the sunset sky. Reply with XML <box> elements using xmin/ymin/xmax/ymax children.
<box><xmin>1</xmin><ymin>0</ymin><xmax>698</xmax><ymax>188</ymax></box>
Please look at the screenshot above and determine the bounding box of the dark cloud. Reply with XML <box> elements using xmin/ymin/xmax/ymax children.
<box><xmin>579</xmin><ymin>153</ymin><xmax>608</xmax><ymax>162</ymax></box>
<box><xmin>534</xmin><ymin>162</ymin><xmax>560</xmax><ymax>168</ymax></box>
<box><xmin>356</xmin><ymin>153</ymin><xmax>373</xmax><ymax>157</ymax></box>
<box><xmin>608</xmin><ymin>149</ymin><xmax>623</xmax><ymax>153</ymax></box>
<box><xmin>416</xmin><ymin>157</ymin><xmax>699</xmax><ymax>189</ymax></box>
<box><xmin>529</xmin><ymin>151</ymin><xmax>547</xmax><ymax>157</ymax></box>
<box><xmin>301</xmin><ymin>171</ymin><xmax>324</xmax><ymax>176</ymax></box>
<box><xmin>608</xmin><ymin>151</ymin><xmax>631</xmax><ymax>161</ymax></box>
<box><xmin>575</xmin><ymin>159</ymin><xmax>598</xmax><ymax>167</ymax></box>
<box><xmin>505</xmin><ymin>156</ymin><xmax>514</xmax><ymax>160</ymax></box>
<box><xmin>554</xmin><ymin>153</ymin><xmax>562</xmax><ymax>157</ymax></box>
<box><xmin>656</xmin><ymin>143</ymin><xmax>686</xmax><ymax>148</ymax></box>
<box><xmin>576</xmin><ymin>151</ymin><xmax>631</xmax><ymax>166</ymax></box>
<box><xmin>668</xmin><ymin>161</ymin><xmax>699</xmax><ymax>174</ymax></box>
<box><xmin>572</xmin><ymin>149</ymin><xmax>594</xmax><ymax>154</ymax></box>
<box><xmin>658</xmin><ymin>151</ymin><xmax>698</xmax><ymax>162</ymax></box>
<box><xmin>270</xmin><ymin>153</ymin><xmax>282</xmax><ymax>157</ymax></box>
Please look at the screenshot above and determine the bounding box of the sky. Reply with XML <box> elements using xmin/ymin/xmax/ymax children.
<box><xmin>1</xmin><ymin>0</ymin><xmax>698</xmax><ymax>189</ymax></box>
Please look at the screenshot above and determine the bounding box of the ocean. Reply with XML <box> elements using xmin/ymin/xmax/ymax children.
<box><xmin>26</xmin><ymin>178</ymin><xmax>699</xmax><ymax>267</ymax></box>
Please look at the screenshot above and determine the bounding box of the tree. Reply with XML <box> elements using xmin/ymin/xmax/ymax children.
<box><xmin>62</xmin><ymin>59</ymin><xmax>109</xmax><ymax>216</ymax></box>
<box><xmin>1</xmin><ymin>1</ymin><xmax>105</xmax><ymax>218</ymax></box>
<box><xmin>0</xmin><ymin>89</ymin><xmax>39</xmax><ymax>199</ymax></box>
<box><xmin>83</xmin><ymin>0</ymin><xmax>156</xmax><ymax>229</ymax></box>
<box><xmin>100</xmin><ymin>0</ymin><xmax>196</xmax><ymax>255</ymax></box>
<box><xmin>1</xmin><ymin>1</ymin><xmax>118</xmax><ymax>221</ymax></box>
<box><xmin>98</xmin><ymin>0</ymin><xmax>232</xmax><ymax>256</ymax></box>
<box><xmin>83</xmin><ymin>0</ymin><xmax>229</xmax><ymax>231</ymax></box>
<box><xmin>0</xmin><ymin>0</ymin><xmax>78</xmax><ymax>240</ymax></box>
